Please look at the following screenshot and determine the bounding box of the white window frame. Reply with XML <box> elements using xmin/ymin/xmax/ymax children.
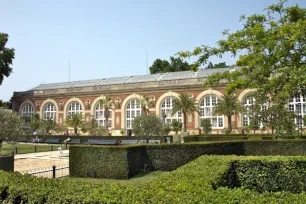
<box><xmin>21</xmin><ymin>103</ymin><xmax>35</xmax><ymax>118</ymax></box>
<box><xmin>199</xmin><ymin>95</ymin><xmax>224</xmax><ymax>128</ymax></box>
<box><xmin>126</xmin><ymin>99</ymin><xmax>141</xmax><ymax>129</ymax></box>
<box><xmin>43</xmin><ymin>103</ymin><xmax>56</xmax><ymax>121</ymax></box>
<box><xmin>95</xmin><ymin>103</ymin><xmax>112</xmax><ymax>128</ymax></box>
<box><xmin>67</xmin><ymin>101</ymin><xmax>82</xmax><ymax>118</ymax></box>
<box><xmin>288</xmin><ymin>94</ymin><xmax>306</xmax><ymax>127</ymax></box>
<box><xmin>160</xmin><ymin>97</ymin><xmax>182</xmax><ymax>124</ymax></box>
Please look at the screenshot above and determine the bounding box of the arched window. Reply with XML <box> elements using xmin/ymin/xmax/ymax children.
<box><xmin>242</xmin><ymin>96</ymin><xmax>255</xmax><ymax>127</ymax></box>
<box><xmin>288</xmin><ymin>94</ymin><xmax>306</xmax><ymax>126</ymax></box>
<box><xmin>43</xmin><ymin>103</ymin><xmax>57</xmax><ymax>120</ymax></box>
<box><xmin>21</xmin><ymin>103</ymin><xmax>35</xmax><ymax>118</ymax></box>
<box><xmin>160</xmin><ymin>97</ymin><xmax>182</xmax><ymax>124</ymax></box>
<box><xmin>95</xmin><ymin>103</ymin><xmax>112</xmax><ymax>128</ymax></box>
<box><xmin>67</xmin><ymin>101</ymin><xmax>82</xmax><ymax>117</ymax></box>
<box><xmin>199</xmin><ymin>95</ymin><xmax>224</xmax><ymax>128</ymax></box>
<box><xmin>126</xmin><ymin>99</ymin><xmax>141</xmax><ymax>129</ymax></box>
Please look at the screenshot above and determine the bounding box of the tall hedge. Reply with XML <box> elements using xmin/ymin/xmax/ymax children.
<box><xmin>70</xmin><ymin>141</ymin><xmax>306</xmax><ymax>179</ymax></box>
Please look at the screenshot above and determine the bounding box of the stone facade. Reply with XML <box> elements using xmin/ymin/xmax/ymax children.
<box><xmin>12</xmin><ymin>71</ymin><xmax>305</xmax><ymax>135</ymax></box>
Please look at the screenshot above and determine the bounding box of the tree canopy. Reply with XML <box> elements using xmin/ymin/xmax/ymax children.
<box><xmin>179</xmin><ymin>1</ymin><xmax>306</xmax><ymax>105</ymax></box>
<box><xmin>0</xmin><ymin>33</ymin><xmax>15</xmax><ymax>85</ymax></box>
<box><xmin>149</xmin><ymin>57</ymin><xmax>191</xmax><ymax>74</ymax></box>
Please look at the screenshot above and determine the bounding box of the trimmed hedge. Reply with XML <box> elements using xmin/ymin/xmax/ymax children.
<box><xmin>0</xmin><ymin>155</ymin><xmax>14</xmax><ymax>172</ymax></box>
<box><xmin>70</xmin><ymin>140</ymin><xmax>306</xmax><ymax>179</ymax></box>
<box><xmin>223</xmin><ymin>157</ymin><xmax>306</xmax><ymax>193</ymax></box>
<box><xmin>2</xmin><ymin>156</ymin><xmax>306</xmax><ymax>203</ymax></box>
<box><xmin>184</xmin><ymin>135</ymin><xmax>306</xmax><ymax>142</ymax></box>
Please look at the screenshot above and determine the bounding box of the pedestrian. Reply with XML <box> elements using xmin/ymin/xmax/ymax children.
<box><xmin>58</xmin><ymin>147</ymin><xmax>63</xmax><ymax>159</ymax></box>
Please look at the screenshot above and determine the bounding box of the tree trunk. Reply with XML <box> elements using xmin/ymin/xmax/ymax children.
<box><xmin>228</xmin><ymin>115</ymin><xmax>232</xmax><ymax>131</ymax></box>
<box><xmin>183</xmin><ymin>111</ymin><xmax>187</xmax><ymax>132</ymax></box>
<box><xmin>74</xmin><ymin>127</ymin><xmax>78</xmax><ymax>135</ymax></box>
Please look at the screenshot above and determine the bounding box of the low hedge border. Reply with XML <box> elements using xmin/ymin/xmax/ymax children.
<box><xmin>70</xmin><ymin>140</ymin><xmax>306</xmax><ymax>179</ymax></box>
<box><xmin>2</xmin><ymin>156</ymin><xmax>306</xmax><ymax>203</ymax></box>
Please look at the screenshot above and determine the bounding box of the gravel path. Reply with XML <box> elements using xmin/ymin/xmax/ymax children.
<box><xmin>15</xmin><ymin>158</ymin><xmax>69</xmax><ymax>172</ymax></box>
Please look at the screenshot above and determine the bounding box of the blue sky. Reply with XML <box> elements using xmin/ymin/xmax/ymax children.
<box><xmin>1</xmin><ymin>0</ymin><xmax>305</xmax><ymax>101</ymax></box>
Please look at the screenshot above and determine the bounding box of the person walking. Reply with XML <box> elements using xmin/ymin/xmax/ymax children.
<box><xmin>58</xmin><ymin>147</ymin><xmax>63</xmax><ymax>159</ymax></box>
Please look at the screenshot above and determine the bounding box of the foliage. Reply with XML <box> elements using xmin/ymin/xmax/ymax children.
<box><xmin>0</xmin><ymin>33</ymin><xmax>15</xmax><ymax>85</ymax></box>
<box><xmin>88</xmin><ymin>118</ymin><xmax>98</xmax><ymax>135</ymax></box>
<box><xmin>120</xmin><ymin>129</ymin><xmax>125</xmax><ymax>136</ymax></box>
<box><xmin>226</xmin><ymin>157</ymin><xmax>306</xmax><ymax>193</ymax></box>
<box><xmin>0</xmin><ymin>110</ymin><xmax>24</xmax><ymax>152</ymax></box>
<box><xmin>132</xmin><ymin>115</ymin><xmax>164</xmax><ymax>137</ymax></box>
<box><xmin>3</xmin><ymin>142</ymin><xmax>306</xmax><ymax>203</ymax></box>
<box><xmin>54</xmin><ymin>123</ymin><xmax>67</xmax><ymax>135</ymax></box>
<box><xmin>149</xmin><ymin>57</ymin><xmax>191</xmax><ymax>74</ymax></box>
<box><xmin>201</xmin><ymin>119</ymin><xmax>212</xmax><ymax>134</ymax></box>
<box><xmin>41</xmin><ymin>119</ymin><xmax>56</xmax><ymax>134</ymax></box>
<box><xmin>213</xmin><ymin>93</ymin><xmax>244</xmax><ymax>131</ymax></box>
<box><xmin>206</xmin><ymin>61</ymin><xmax>230</xmax><ymax>69</ymax></box>
<box><xmin>28</xmin><ymin>116</ymin><xmax>41</xmax><ymax>132</ymax></box>
<box><xmin>66</xmin><ymin>113</ymin><xmax>83</xmax><ymax>135</ymax></box>
<box><xmin>171</xmin><ymin>93</ymin><xmax>199</xmax><ymax>132</ymax></box>
<box><xmin>92</xmin><ymin>126</ymin><xmax>108</xmax><ymax>136</ymax></box>
<box><xmin>80</xmin><ymin>121</ymin><xmax>89</xmax><ymax>135</ymax></box>
<box><xmin>179</xmin><ymin>1</ymin><xmax>306</xmax><ymax>133</ymax></box>
<box><xmin>162</xmin><ymin>123</ymin><xmax>172</xmax><ymax>135</ymax></box>
<box><xmin>223</xmin><ymin>129</ymin><xmax>232</xmax><ymax>134</ymax></box>
<box><xmin>138</xmin><ymin>95</ymin><xmax>154</xmax><ymax>116</ymax></box>
<box><xmin>171</xmin><ymin>120</ymin><xmax>182</xmax><ymax>135</ymax></box>
<box><xmin>98</xmin><ymin>96</ymin><xmax>114</xmax><ymax>130</ymax></box>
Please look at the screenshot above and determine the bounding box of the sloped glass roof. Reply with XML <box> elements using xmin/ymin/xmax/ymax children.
<box><xmin>71</xmin><ymin>79</ymin><xmax>102</xmax><ymax>88</ymax></box>
<box><xmin>196</xmin><ymin>68</ymin><xmax>229</xmax><ymax>78</ymax></box>
<box><xmin>32</xmin><ymin>81</ymin><xmax>77</xmax><ymax>90</ymax></box>
<box><xmin>125</xmin><ymin>74</ymin><xmax>160</xmax><ymax>83</ymax></box>
<box><xmin>97</xmin><ymin>76</ymin><xmax>130</xmax><ymax>86</ymax></box>
<box><xmin>157</xmin><ymin>71</ymin><xmax>194</xmax><ymax>81</ymax></box>
<box><xmin>30</xmin><ymin>68</ymin><xmax>231</xmax><ymax>91</ymax></box>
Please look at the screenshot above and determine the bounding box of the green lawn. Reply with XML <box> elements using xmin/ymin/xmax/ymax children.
<box><xmin>64</xmin><ymin>171</ymin><xmax>168</xmax><ymax>186</ymax></box>
<box><xmin>0</xmin><ymin>143</ymin><xmax>68</xmax><ymax>155</ymax></box>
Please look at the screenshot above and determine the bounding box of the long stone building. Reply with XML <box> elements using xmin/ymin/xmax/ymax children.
<box><xmin>12</xmin><ymin>67</ymin><xmax>305</xmax><ymax>135</ymax></box>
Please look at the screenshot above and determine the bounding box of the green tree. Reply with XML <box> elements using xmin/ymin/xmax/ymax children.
<box><xmin>81</xmin><ymin>121</ymin><xmax>89</xmax><ymax>135</ymax></box>
<box><xmin>98</xmin><ymin>96</ymin><xmax>114</xmax><ymax>131</ymax></box>
<box><xmin>201</xmin><ymin>119</ymin><xmax>212</xmax><ymax>134</ymax></box>
<box><xmin>162</xmin><ymin>123</ymin><xmax>172</xmax><ymax>135</ymax></box>
<box><xmin>132</xmin><ymin>115</ymin><xmax>164</xmax><ymax>142</ymax></box>
<box><xmin>29</xmin><ymin>117</ymin><xmax>41</xmax><ymax>132</ymax></box>
<box><xmin>212</xmin><ymin>94</ymin><xmax>244</xmax><ymax>131</ymax></box>
<box><xmin>0</xmin><ymin>110</ymin><xmax>24</xmax><ymax>153</ymax></box>
<box><xmin>138</xmin><ymin>95</ymin><xmax>154</xmax><ymax>116</ymax></box>
<box><xmin>171</xmin><ymin>93</ymin><xmax>199</xmax><ymax>132</ymax></box>
<box><xmin>42</xmin><ymin>119</ymin><xmax>56</xmax><ymax>134</ymax></box>
<box><xmin>149</xmin><ymin>57</ymin><xmax>191</xmax><ymax>74</ymax></box>
<box><xmin>66</xmin><ymin>113</ymin><xmax>83</xmax><ymax>135</ymax></box>
<box><xmin>149</xmin><ymin>59</ymin><xmax>170</xmax><ymax>74</ymax></box>
<box><xmin>179</xmin><ymin>1</ymin><xmax>306</xmax><ymax>111</ymax></box>
<box><xmin>213</xmin><ymin>62</ymin><xmax>229</xmax><ymax>68</ymax></box>
<box><xmin>0</xmin><ymin>33</ymin><xmax>15</xmax><ymax>85</ymax></box>
<box><xmin>171</xmin><ymin>120</ymin><xmax>182</xmax><ymax>135</ymax></box>
<box><xmin>89</xmin><ymin>118</ymin><xmax>98</xmax><ymax>135</ymax></box>
<box><xmin>206</xmin><ymin>61</ymin><xmax>214</xmax><ymax>69</ymax></box>
<box><xmin>55</xmin><ymin>123</ymin><xmax>67</xmax><ymax>135</ymax></box>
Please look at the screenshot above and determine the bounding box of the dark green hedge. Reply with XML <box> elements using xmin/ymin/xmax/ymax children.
<box><xmin>70</xmin><ymin>140</ymin><xmax>306</xmax><ymax>178</ymax></box>
<box><xmin>225</xmin><ymin>157</ymin><xmax>306</xmax><ymax>193</ymax></box>
<box><xmin>2</xmin><ymin>156</ymin><xmax>306</xmax><ymax>203</ymax></box>
<box><xmin>0</xmin><ymin>155</ymin><xmax>14</xmax><ymax>172</ymax></box>
<box><xmin>184</xmin><ymin>135</ymin><xmax>305</xmax><ymax>142</ymax></box>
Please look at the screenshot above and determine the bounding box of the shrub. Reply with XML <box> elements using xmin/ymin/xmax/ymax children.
<box><xmin>132</xmin><ymin>115</ymin><xmax>164</xmax><ymax>138</ymax></box>
<box><xmin>171</xmin><ymin>120</ymin><xmax>182</xmax><ymax>135</ymax></box>
<box><xmin>0</xmin><ymin>110</ymin><xmax>24</xmax><ymax>152</ymax></box>
<box><xmin>201</xmin><ymin>119</ymin><xmax>212</xmax><ymax>134</ymax></box>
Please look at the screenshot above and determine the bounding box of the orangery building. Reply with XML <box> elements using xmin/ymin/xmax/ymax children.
<box><xmin>12</xmin><ymin>68</ymin><xmax>306</xmax><ymax>135</ymax></box>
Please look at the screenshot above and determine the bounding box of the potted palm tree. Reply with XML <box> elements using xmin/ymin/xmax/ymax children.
<box><xmin>98</xmin><ymin>96</ymin><xmax>115</xmax><ymax>135</ymax></box>
<box><xmin>213</xmin><ymin>93</ymin><xmax>244</xmax><ymax>132</ymax></box>
<box><xmin>138</xmin><ymin>95</ymin><xmax>154</xmax><ymax>116</ymax></box>
<box><xmin>66</xmin><ymin>113</ymin><xmax>83</xmax><ymax>135</ymax></box>
<box><xmin>171</xmin><ymin>93</ymin><xmax>199</xmax><ymax>133</ymax></box>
